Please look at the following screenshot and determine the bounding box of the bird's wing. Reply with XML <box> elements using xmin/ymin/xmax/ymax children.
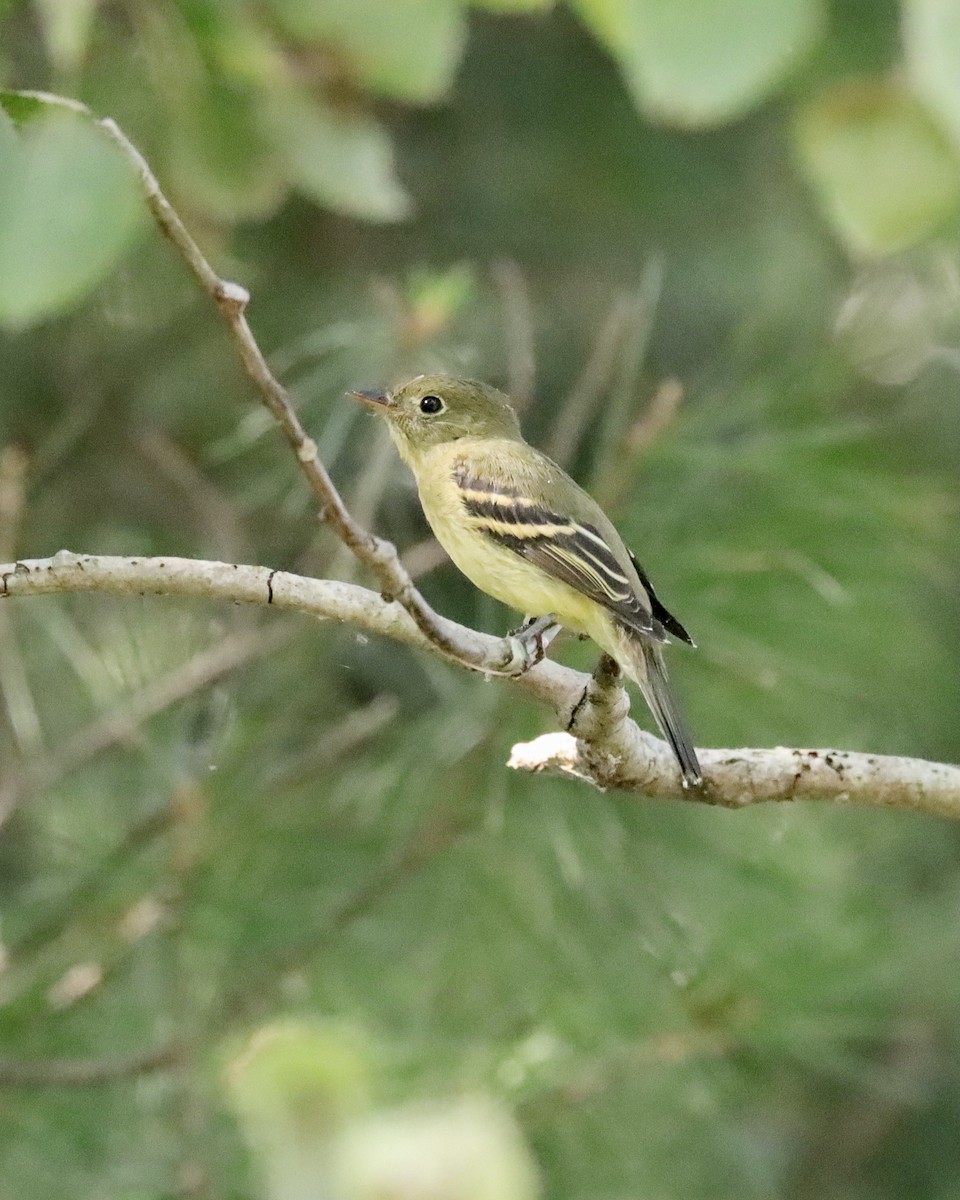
<box><xmin>628</xmin><ymin>552</ymin><xmax>695</xmax><ymax>647</ymax></box>
<box><xmin>451</xmin><ymin>458</ymin><xmax>666</xmax><ymax>640</ymax></box>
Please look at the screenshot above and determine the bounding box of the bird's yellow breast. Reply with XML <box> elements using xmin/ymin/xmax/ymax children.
<box><xmin>407</xmin><ymin>441</ymin><xmax>614</xmax><ymax>648</ymax></box>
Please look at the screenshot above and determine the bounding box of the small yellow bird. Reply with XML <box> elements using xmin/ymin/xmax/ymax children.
<box><xmin>349</xmin><ymin>374</ymin><xmax>702</xmax><ymax>788</ymax></box>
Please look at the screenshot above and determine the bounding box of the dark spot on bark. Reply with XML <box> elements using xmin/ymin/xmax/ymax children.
<box><xmin>266</xmin><ymin>569</ymin><xmax>277</xmax><ymax>604</ymax></box>
<box><xmin>567</xmin><ymin>685</ymin><xmax>590</xmax><ymax>730</ymax></box>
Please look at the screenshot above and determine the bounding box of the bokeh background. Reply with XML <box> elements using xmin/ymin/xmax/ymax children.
<box><xmin>1</xmin><ymin>1</ymin><xmax>960</xmax><ymax>1197</ymax></box>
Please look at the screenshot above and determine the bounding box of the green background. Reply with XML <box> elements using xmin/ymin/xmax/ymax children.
<box><xmin>1</xmin><ymin>1</ymin><xmax>960</xmax><ymax>1196</ymax></box>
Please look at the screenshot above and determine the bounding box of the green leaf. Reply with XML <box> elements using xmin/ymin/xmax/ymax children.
<box><xmin>0</xmin><ymin>88</ymin><xmax>66</xmax><ymax>124</ymax></box>
<box><xmin>226</xmin><ymin>1022</ymin><xmax>370</xmax><ymax>1200</ymax></box>
<box><xmin>265</xmin><ymin>0</ymin><xmax>467</xmax><ymax>103</ymax></box>
<box><xmin>0</xmin><ymin>111</ymin><xmax>147</xmax><ymax>328</ymax></box>
<box><xmin>167</xmin><ymin>81</ymin><xmax>286</xmax><ymax>222</ymax></box>
<box><xmin>134</xmin><ymin>6</ymin><xmax>285</xmax><ymax>222</ymax></box>
<box><xmin>261</xmin><ymin>89</ymin><xmax>411</xmax><ymax>223</ymax></box>
<box><xmin>569</xmin><ymin>0</ymin><xmax>824</xmax><ymax>127</ymax></box>
<box><xmin>795</xmin><ymin>79</ymin><xmax>960</xmax><ymax>256</ymax></box>
<box><xmin>904</xmin><ymin>0</ymin><xmax>960</xmax><ymax>150</ymax></box>
<box><xmin>174</xmin><ymin>0</ymin><xmax>290</xmax><ymax>88</ymax></box>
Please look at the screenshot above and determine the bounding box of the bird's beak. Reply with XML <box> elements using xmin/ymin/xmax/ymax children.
<box><xmin>347</xmin><ymin>389</ymin><xmax>395</xmax><ymax>411</ymax></box>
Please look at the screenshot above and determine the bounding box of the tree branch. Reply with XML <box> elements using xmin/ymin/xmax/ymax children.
<box><xmin>8</xmin><ymin>96</ymin><xmax>959</xmax><ymax>822</ymax></box>
<box><xmin>15</xmin><ymin>91</ymin><xmax>513</xmax><ymax>673</ymax></box>
<box><xmin>0</xmin><ymin>552</ymin><xmax>582</xmax><ymax>712</ymax></box>
<box><xmin>507</xmin><ymin>732</ymin><xmax>960</xmax><ymax>819</ymax></box>
<box><xmin>91</xmin><ymin>113</ymin><xmax>488</xmax><ymax>669</ymax></box>
<box><xmin>3</xmin><ymin>553</ymin><xmax>960</xmax><ymax>820</ymax></box>
<box><xmin>0</xmin><ymin>1042</ymin><xmax>183</xmax><ymax>1088</ymax></box>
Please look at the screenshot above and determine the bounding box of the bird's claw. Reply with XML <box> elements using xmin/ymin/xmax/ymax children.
<box><xmin>502</xmin><ymin>614</ymin><xmax>561</xmax><ymax>675</ymax></box>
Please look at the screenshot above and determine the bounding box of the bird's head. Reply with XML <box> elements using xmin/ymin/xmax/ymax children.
<box><xmin>348</xmin><ymin>374</ymin><xmax>522</xmax><ymax>460</ymax></box>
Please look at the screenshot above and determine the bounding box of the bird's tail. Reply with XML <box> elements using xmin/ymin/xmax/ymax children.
<box><xmin>615</xmin><ymin>629</ymin><xmax>703</xmax><ymax>789</ymax></box>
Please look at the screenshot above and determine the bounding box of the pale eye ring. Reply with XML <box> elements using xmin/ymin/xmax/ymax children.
<box><xmin>419</xmin><ymin>394</ymin><xmax>444</xmax><ymax>414</ymax></box>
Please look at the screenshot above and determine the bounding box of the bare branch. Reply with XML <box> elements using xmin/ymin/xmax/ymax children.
<box><xmin>595</xmin><ymin>377</ymin><xmax>685</xmax><ymax>513</ymax></box>
<box><xmin>12</xmin><ymin>92</ymin><xmax>509</xmax><ymax>673</ymax></box>
<box><xmin>0</xmin><ymin>1042</ymin><xmax>183</xmax><ymax>1088</ymax></box>
<box><xmin>589</xmin><ymin>263</ymin><xmax>663</xmax><ymax>501</ymax></box>
<box><xmin>508</xmin><ymin>733</ymin><xmax>960</xmax><ymax>820</ymax></box>
<box><xmin>90</xmin><ymin>113</ymin><xmax>484</xmax><ymax>667</ymax></box>
<box><xmin>491</xmin><ymin>259</ymin><xmax>537</xmax><ymax>411</ymax></box>
<box><xmin>546</xmin><ymin>293</ymin><xmax>637</xmax><ymax>466</ymax></box>
<box><xmin>0</xmin><ymin>553</ymin><xmax>576</xmax><ymax>710</ymax></box>
<box><xmin>627</xmin><ymin>377</ymin><xmax>684</xmax><ymax>455</ymax></box>
<box><xmin>3</xmin><ymin>553</ymin><xmax>960</xmax><ymax>820</ymax></box>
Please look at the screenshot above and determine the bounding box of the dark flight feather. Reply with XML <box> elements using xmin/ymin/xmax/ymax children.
<box><xmin>628</xmin><ymin>552</ymin><xmax>695</xmax><ymax>647</ymax></box>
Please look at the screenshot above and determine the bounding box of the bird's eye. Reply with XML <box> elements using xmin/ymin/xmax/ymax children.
<box><xmin>419</xmin><ymin>394</ymin><xmax>444</xmax><ymax>414</ymax></box>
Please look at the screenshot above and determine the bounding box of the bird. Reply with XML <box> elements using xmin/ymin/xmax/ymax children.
<box><xmin>348</xmin><ymin>374</ymin><xmax>702</xmax><ymax>788</ymax></box>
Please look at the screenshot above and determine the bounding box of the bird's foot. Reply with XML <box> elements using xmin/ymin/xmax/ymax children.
<box><xmin>502</xmin><ymin>614</ymin><xmax>561</xmax><ymax>675</ymax></box>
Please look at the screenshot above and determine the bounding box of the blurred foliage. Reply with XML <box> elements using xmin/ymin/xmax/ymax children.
<box><xmin>0</xmin><ymin>1</ymin><xmax>959</xmax><ymax>1199</ymax></box>
<box><xmin>0</xmin><ymin>105</ymin><xmax>147</xmax><ymax>325</ymax></box>
<box><xmin>225</xmin><ymin>1021</ymin><xmax>540</xmax><ymax>1200</ymax></box>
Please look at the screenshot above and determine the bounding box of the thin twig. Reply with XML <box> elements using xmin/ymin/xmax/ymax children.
<box><xmin>627</xmin><ymin>378</ymin><xmax>684</xmax><ymax>456</ymax></box>
<box><xmin>0</xmin><ymin>1041</ymin><xmax>184</xmax><ymax>1087</ymax></box>
<box><xmin>324</xmin><ymin>420</ymin><xmax>399</xmax><ymax>585</ymax></box>
<box><xmin>92</xmin><ymin>110</ymin><xmax>480</xmax><ymax>666</ymax></box>
<box><xmin>598</xmin><ymin>377</ymin><xmax>685</xmax><ymax>514</ymax></box>
<box><xmin>14</xmin><ymin>92</ymin><xmax>500</xmax><ymax>669</ymax></box>
<box><xmin>399</xmin><ymin>537</ymin><xmax>449</xmax><ymax>579</ymax></box>
<box><xmin>519</xmin><ymin>1027</ymin><xmax>731</xmax><ymax>1121</ymax></box>
<box><xmin>546</xmin><ymin>293</ymin><xmax>638</xmax><ymax>466</ymax></box>
<box><xmin>491</xmin><ymin>259</ymin><xmax>536</xmax><ymax>411</ymax></box>
<box><xmin>590</xmin><ymin>266</ymin><xmax>664</xmax><ymax>507</ymax></box>
<box><xmin>165</xmin><ymin>776</ymin><xmax>215</xmax><ymax>1199</ymax></box>
<box><xmin>266</xmin><ymin>694</ymin><xmax>399</xmax><ymax>790</ymax></box>
<box><xmin>0</xmin><ymin>445</ymin><xmax>28</xmax><ymax>564</ymax></box>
